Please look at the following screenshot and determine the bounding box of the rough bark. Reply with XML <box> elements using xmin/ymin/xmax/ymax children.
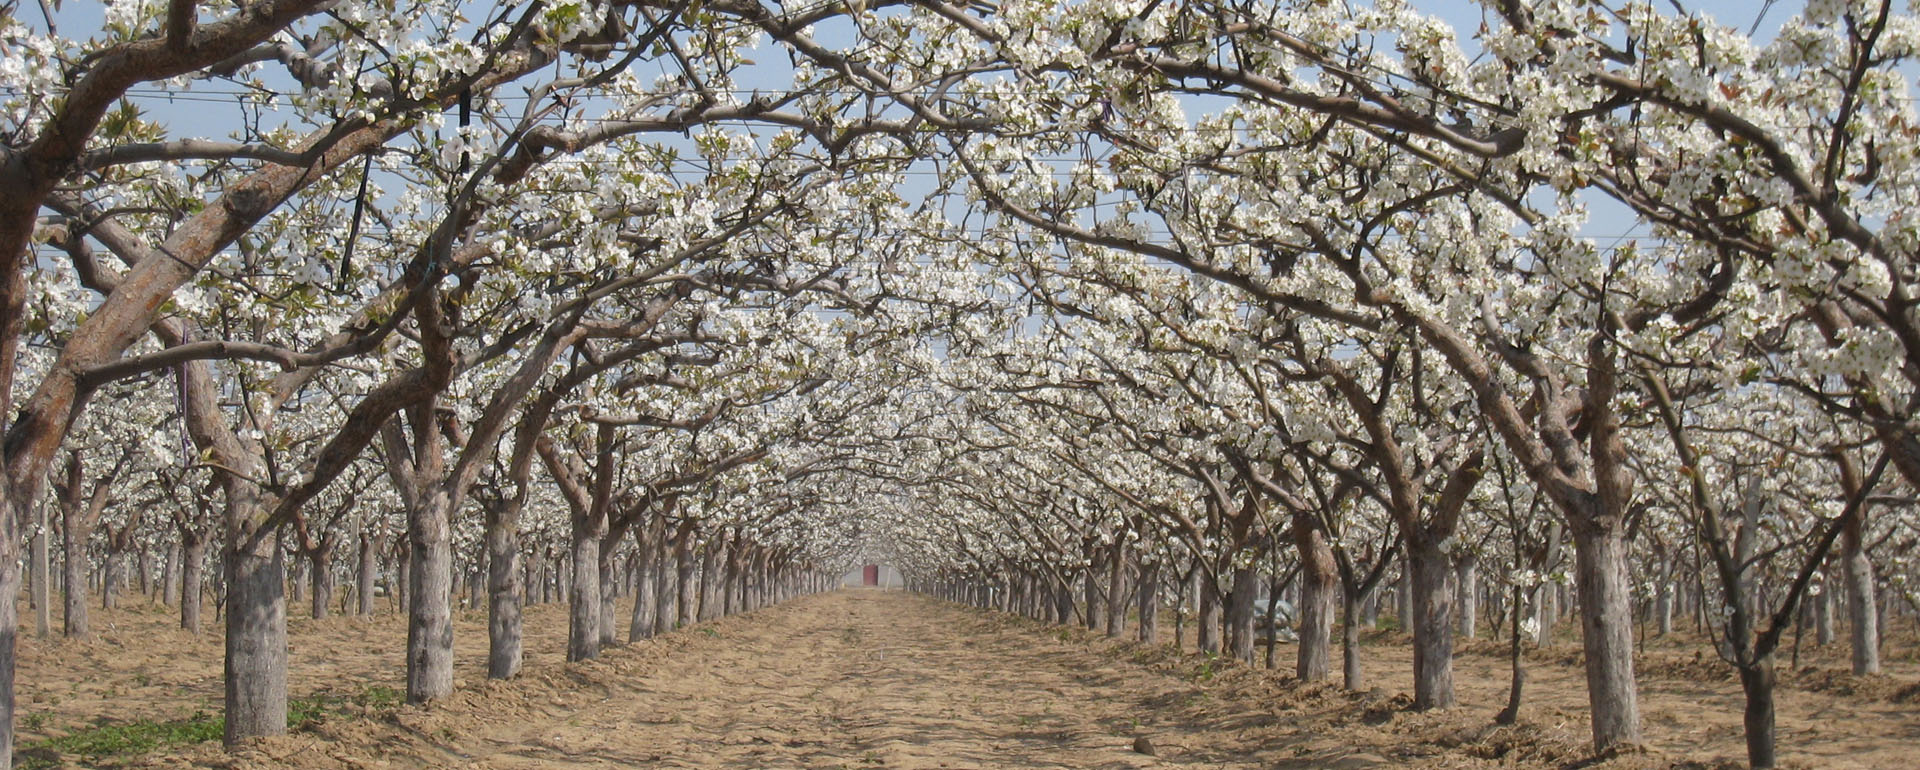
<box><xmin>1532</xmin><ymin>582</ymin><xmax>1556</xmax><ymax>645</ymax></box>
<box><xmin>1656</xmin><ymin>576</ymin><xmax>1675</xmax><ymax>636</ymax></box>
<box><xmin>357</xmin><ymin>529</ymin><xmax>379</xmax><ymax>617</ymax></box>
<box><xmin>1105</xmin><ymin>538</ymin><xmax>1128</xmax><ymax>638</ymax></box>
<box><xmin>1497</xmin><ymin>581</ymin><xmax>1526</xmax><ymax>724</ymax></box>
<box><xmin>1408</xmin><ymin>539</ymin><xmax>1456</xmax><ymax>709</ymax></box>
<box><xmin>286</xmin><ymin>557</ymin><xmax>302</xmax><ymax>606</ymax></box>
<box><xmin>1396</xmin><ymin>566</ymin><xmax>1412</xmax><ymax>630</ymax></box>
<box><xmin>568</xmin><ymin>519</ymin><xmax>602</xmax><ymax>661</ymax></box>
<box><xmin>596</xmin><ymin>544</ymin><xmax>618</xmax><ymax>648</ymax></box>
<box><xmin>163</xmin><ymin>541</ymin><xmax>180</xmax><ymax>607</ymax></box>
<box><xmin>181</xmin><ymin>534</ymin><xmax>207</xmax><ymax>633</ymax></box>
<box><xmin>61</xmin><ymin>503</ymin><xmax>90</xmax><ymax>638</ymax></box>
<box><xmin>1342</xmin><ymin>590</ymin><xmax>1364</xmax><ymax>689</ymax></box>
<box><xmin>1815</xmin><ymin>575</ymin><xmax>1835</xmax><ymax>646</ymax></box>
<box><xmin>394</xmin><ymin>530</ymin><xmax>411</xmax><ymax>617</ymax></box>
<box><xmin>485</xmin><ymin>504</ymin><xmax>522</xmax><ymax>677</ymax></box>
<box><xmin>0</xmin><ymin>492</ymin><xmax>20</xmax><ymax>767</ymax></box>
<box><xmin>1844</xmin><ymin>507</ymin><xmax>1879</xmax><ymax>674</ymax></box>
<box><xmin>1264</xmin><ymin>574</ymin><xmax>1283</xmax><ymax>669</ymax></box>
<box><xmin>1294</xmin><ymin>511</ymin><xmax>1337</xmax><ymax>682</ymax></box>
<box><xmin>1457</xmin><ymin>555</ymin><xmax>1478</xmax><ymax>640</ymax></box>
<box><xmin>724</xmin><ymin>541</ymin><xmax>744</xmax><ymax>618</ymax></box>
<box><xmin>222</xmin><ymin>529</ymin><xmax>286</xmax><ymax>744</ymax></box>
<box><xmin>1052</xmin><ymin>576</ymin><xmax>1073</xmax><ymax>625</ymax></box>
<box><xmin>139</xmin><ymin>546</ymin><xmax>154</xmax><ymax>600</ymax></box>
<box><xmin>653</xmin><ymin>531</ymin><xmax>675</xmax><ymax>635</ymax></box>
<box><xmin>1738</xmin><ymin>657</ymin><xmax>1778</xmax><ymax>768</ymax></box>
<box><xmin>1197</xmin><ymin>573</ymin><xmax>1222</xmax><ymax>654</ymax></box>
<box><xmin>1571</xmin><ymin>524</ymin><xmax>1642</xmax><ymax>750</ymax></box>
<box><xmin>698</xmin><ymin>540</ymin><xmax>724</xmax><ymax>623</ymax></box>
<box><xmin>307</xmin><ymin>543</ymin><xmax>334</xmax><ymax>620</ymax></box>
<box><xmin>1226</xmin><ymin>565</ymin><xmax>1257</xmax><ymax>664</ymax></box>
<box><xmin>630</xmin><ymin>541</ymin><xmax>657</xmax><ymax>642</ymax></box>
<box><xmin>406</xmin><ymin>491</ymin><xmax>455</xmax><ymax>701</ymax></box>
<box><xmin>101</xmin><ymin>551</ymin><xmax>121</xmax><ymax>609</ymax></box>
<box><xmin>675</xmin><ymin>532</ymin><xmax>696</xmax><ymax>629</ymax></box>
<box><xmin>1082</xmin><ymin>555</ymin><xmax>1103</xmax><ymax>631</ymax></box>
<box><xmin>1135</xmin><ymin>559</ymin><xmax>1159</xmax><ymax>645</ymax></box>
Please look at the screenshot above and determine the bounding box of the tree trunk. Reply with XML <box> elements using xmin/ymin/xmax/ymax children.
<box><xmin>1571</xmin><ymin>524</ymin><xmax>1643</xmax><ymax>751</ymax></box>
<box><xmin>406</xmin><ymin>493</ymin><xmax>455</xmax><ymax>702</ymax></box>
<box><xmin>61</xmin><ymin>505</ymin><xmax>90</xmax><ymax>638</ymax></box>
<box><xmin>163</xmin><ymin>541</ymin><xmax>181</xmax><ymax>607</ymax></box>
<box><xmin>30</xmin><ymin>505</ymin><xmax>49</xmax><ymax>638</ymax></box>
<box><xmin>308</xmin><ymin>546</ymin><xmax>333</xmax><ymax>620</ymax></box>
<box><xmin>597</xmin><ymin>546</ymin><xmax>619</xmax><ymax>647</ymax></box>
<box><xmin>1264</xmin><ymin>574</ymin><xmax>1282</xmax><ymax>670</ymax></box>
<box><xmin>181</xmin><ymin>536</ymin><xmax>207</xmax><ymax>633</ymax></box>
<box><xmin>653</xmin><ymin>534</ymin><xmax>674</xmax><ymax>635</ymax></box>
<box><xmin>698</xmin><ymin>541</ymin><xmax>724</xmax><ymax>623</ymax></box>
<box><xmin>1396</xmin><ymin>564</ymin><xmax>1411</xmax><ymax>629</ymax></box>
<box><xmin>1342</xmin><ymin>590</ymin><xmax>1364</xmax><ymax>689</ymax></box>
<box><xmin>223</xmin><ymin>530</ymin><xmax>287</xmax><ymax>744</ymax></box>
<box><xmin>1105</xmin><ymin>539</ymin><xmax>1128</xmax><ymax>638</ymax></box>
<box><xmin>1197</xmin><ymin>573</ymin><xmax>1221</xmax><ymax>654</ymax></box>
<box><xmin>1082</xmin><ymin>560</ymin><xmax>1102</xmax><ymax>631</ymax></box>
<box><xmin>1738</xmin><ymin>657</ymin><xmax>1778</xmax><ymax>768</ymax></box>
<box><xmin>1457</xmin><ymin>555</ymin><xmax>1478</xmax><ymax>640</ymax></box>
<box><xmin>1295</xmin><ymin>513</ymin><xmax>1337</xmax><ymax>682</ymax></box>
<box><xmin>568</xmin><ymin>517</ymin><xmax>602</xmax><ymax>662</ymax></box>
<box><xmin>1656</xmin><ymin>577</ymin><xmax>1675</xmax><ymax>636</ymax></box>
<box><xmin>1815</xmin><ymin>577</ymin><xmax>1835</xmax><ymax>646</ymax></box>
<box><xmin>1227</xmin><ymin>565</ymin><xmax>1257</xmax><ymax>664</ymax></box>
<box><xmin>1497</xmin><ymin>581</ymin><xmax>1526</xmax><ymax>724</ymax></box>
<box><xmin>395</xmin><ymin>541</ymin><xmax>411</xmax><ymax>617</ymax></box>
<box><xmin>0</xmin><ymin>497</ymin><xmax>21</xmax><ymax>769</ymax></box>
<box><xmin>1408</xmin><ymin>539</ymin><xmax>1456</xmax><ymax>710</ymax></box>
<box><xmin>102</xmin><ymin>548</ymin><xmax>122</xmax><ymax>610</ymax></box>
<box><xmin>135</xmin><ymin>546</ymin><xmax>150</xmax><ymax>600</ymax></box>
<box><xmin>749</xmin><ymin>549</ymin><xmax>769</xmax><ymax>611</ymax></box>
<box><xmin>723</xmin><ymin>544</ymin><xmax>743</xmax><ymax>618</ymax></box>
<box><xmin>467</xmin><ymin>563</ymin><xmax>485</xmax><ymax>612</ymax></box>
<box><xmin>1844</xmin><ymin>508</ymin><xmax>1879</xmax><ymax>674</ymax></box>
<box><xmin>630</xmin><ymin>558</ymin><xmax>657</xmax><ymax>642</ymax></box>
<box><xmin>286</xmin><ymin>556</ymin><xmax>302</xmax><ymax>606</ymax></box>
<box><xmin>1136</xmin><ymin>559</ymin><xmax>1159</xmax><ymax>645</ymax></box>
<box><xmin>486</xmin><ymin>508</ymin><xmax>522</xmax><ymax>678</ymax></box>
<box><xmin>357</xmin><ymin>530</ymin><xmax>379</xmax><ymax>617</ymax></box>
<box><xmin>675</xmin><ymin>536</ymin><xmax>696</xmax><ymax>629</ymax></box>
<box><xmin>1532</xmin><ymin>582</ymin><xmax>1555</xmax><ymax>645</ymax></box>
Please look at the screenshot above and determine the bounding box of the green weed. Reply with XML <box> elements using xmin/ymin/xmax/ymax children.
<box><xmin>18</xmin><ymin>712</ymin><xmax>221</xmax><ymax>769</ymax></box>
<box><xmin>18</xmin><ymin>684</ymin><xmax>408</xmax><ymax>768</ymax></box>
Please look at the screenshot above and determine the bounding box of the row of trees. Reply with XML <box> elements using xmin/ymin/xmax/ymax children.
<box><xmin>4</xmin><ymin>1</ymin><xmax>1918</xmax><ymax>769</ymax></box>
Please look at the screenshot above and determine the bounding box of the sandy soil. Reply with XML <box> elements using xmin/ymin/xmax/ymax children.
<box><xmin>15</xmin><ymin>591</ymin><xmax>1920</xmax><ymax>769</ymax></box>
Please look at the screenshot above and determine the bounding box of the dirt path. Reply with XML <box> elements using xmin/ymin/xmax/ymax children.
<box><xmin>293</xmin><ymin>590</ymin><xmax>1200</xmax><ymax>769</ymax></box>
<box><xmin>42</xmin><ymin>589</ymin><xmax>1913</xmax><ymax>769</ymax></box>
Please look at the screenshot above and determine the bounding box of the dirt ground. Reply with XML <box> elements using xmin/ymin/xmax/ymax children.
<box><xmin>14</xmin><ymin>590</ymin><xmax>1920</xmax><ymax>768</ymax></box>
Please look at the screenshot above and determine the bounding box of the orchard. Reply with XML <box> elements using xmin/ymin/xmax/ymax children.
<box><xmin>1</xmin><ymin>0</ymin><xmax>1917</xmax><ymax>767</ymax></box>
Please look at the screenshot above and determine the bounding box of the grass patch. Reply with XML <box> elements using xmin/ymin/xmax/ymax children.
<box><xmin>18</xmin><ymin>712</ymin><xmax>221</xmax><ymax>768</ymax></box>
<box><xmin>16</xmin><ymin>685</ymin><xmax>405</xmax><ymax>768</ymax></box>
